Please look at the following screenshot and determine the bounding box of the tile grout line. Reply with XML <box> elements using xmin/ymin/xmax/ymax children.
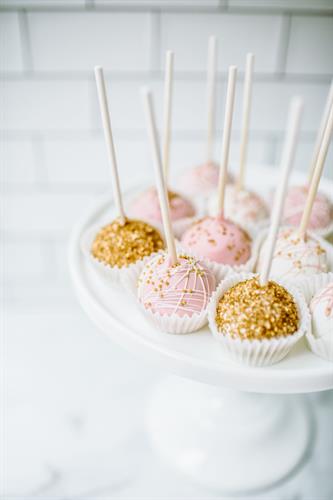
<box><xmin>275</xmin><ymin>12</ymin><xmax>292</xmax><ymax>76</ymax></box>
<box><xmin>18</xmin><ymin>9</ymin><xmax>33</xmax><ymax>73</ymax></box>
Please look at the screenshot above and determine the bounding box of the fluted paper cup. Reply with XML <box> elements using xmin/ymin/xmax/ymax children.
<box><xmin>80</xmin><ymin>223</ymin><xmax>164</xmax><ymax>289</ymax></box>
<box><xmin>208</xmin><ymin>272</ymin><xmax>310</xmax><ymax>367</ymax></box>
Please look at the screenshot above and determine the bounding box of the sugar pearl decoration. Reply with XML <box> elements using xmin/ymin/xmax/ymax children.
<box><xmin>215</xmin><ymin>277</ymin><xmax>299</xmax><ymax>340</ymax></box>
<box><xmin>91</xmin><ymin>218</ymin><xmax>164</xmax><ymax>268</ymax></box>
<box><xmin>181</xmin><ymin>215</ymin><xmax>252</xmax><ymax>265</ymax></box>
<box><xmin>130</xmin><ymin>187</ymin><xmax>195</xmax><ymax>224</ymax></box>
<box><xmin>283</xmin><ymin>185</ymin><xmax>332</xmax><ymax>231</ymax></box>
<box><xmin>258</xmin><ymin>227</ymin><xmax>328</xmax><ymax>279</ymax></box>
<box><xmin>310</xmin><ymin>282</ymin><xmax>333</xmax><ymax>339</ymax></box>
<box><xmin>208</xmin><ymin>184</ymin><xmax>269</xmax><ymax>225</ymax></box>
<box><xmin>137</xmin><ymin>252</ymin><xmax>216</xmax><ymax>317</ymax></box>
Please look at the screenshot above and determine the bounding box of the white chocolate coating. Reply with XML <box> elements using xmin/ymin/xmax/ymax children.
<box><xmin>310</xmin><ymin>282</ymin><xmax>333</xmax><ymax>339</ymax></box>
<box><xmin>257</xmin><ymin>227</ymin><xmax>328</xmax><ymax>279</ymax></box>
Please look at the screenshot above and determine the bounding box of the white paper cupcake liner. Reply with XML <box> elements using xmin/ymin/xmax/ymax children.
<box><xmin>137</xmin><ymin>304</ymin><xmax>209</xmax><ymax>334</ymax></box>
<box><xmin>80</xmin><ymin>223</ymin><xmax>164</xmax><ymax>289</ymax></box>
<box><xmin>255</xmin><ymin>227</ymin><xmax>333</xmax><ymax>296</ymax></box>
<box><xmin>298</xmin><ymin>272</ymin><xmax>333</xmax><ymax>363</ymax></box>
<box><xmin>208</xmin><ymin>272</ymin><xmax>310</xmax><ymax>367</ymax></box>
<box><xmin>126</xmin><ymin>249</ymin><xmax>223</xmax><ymax>334</ymax></box>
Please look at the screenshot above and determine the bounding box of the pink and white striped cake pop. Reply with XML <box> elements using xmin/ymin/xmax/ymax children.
<box><xmin>208</xmin><ymin>184</ymin><xmax>269</xmax><ymax>226</ymax></box>
<box><xmin>137</xmin><ymin>252</ymin><xmax>216</xmax><ymax>317</ymax></box>
<box><xmin>283</xmin><ymin>185</ymin><xmax>332</xmax><ymax>231</ymax></box>
<box><xmin>130</xmin><ymin>187</ymin><xmax>195</xmax><ymax>224</ymax></box>
<box><xmin>257</xmin><ymin>227</ymin><xmax>328</xmax><ymax>279</ymax></box>
<box><xmin>310</xmin><ymin>282</ymin><xmax>333</xmax><ymax>339</ymax></box>
<box><xmin>179</xmin><ymin>161</ymin><xmax>233</xmax><ymax>197</ymax></box>
<box><xmin>181</xmin><ymin>215</ymin><xmax>252</xmax><ymax>266</ymax></box>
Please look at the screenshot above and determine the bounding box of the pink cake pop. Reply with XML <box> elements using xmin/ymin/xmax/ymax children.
<box><xmin>130</xmin><ymin>187</ymin><xmax>195</xmax><ymax>225</ymax></box>
<box><xmin>181</xmin><ymin>215</ymin><xmax>251</xmax><ymax>265</ymax></box>
<box><xmin>138</xmin><ymin>252</ymin><xmax>215</xmax><ymax>317</ymax></box>
<box><xmin>179</xmin><ymin>161</ymin><xmax>233</xmax><ymax>197</ymax></box>
<box><xmin>283</xmin><ymin>185</ymin><xmax>332</xmax><ymax>231</ymax></box>
<box><xmin>310</xmin><ymin>282</ymin><xmax>333</xmax><ymax>339</ymax></box>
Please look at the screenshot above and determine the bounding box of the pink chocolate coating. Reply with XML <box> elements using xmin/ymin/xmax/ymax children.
<box><xmin>181</xmin><ymin>216</ymin><xmax>252</xmax><ymax>265</ymax></box>
<box><xmin>138</xmin><ymin>252</ymin><xmax>216</xmax><ymax>317</ymax></box>
<box><xmin>179</xmin><ymin>161</ymin><xmax>233</xmax><ymax>196</ymax></box>
<box><xmin>130</xmin><ymin>187</ymin><xmax>195</xmax><ymax>223</ymax></box>
<box><xmin>283</xmin><ymin>185</ymin><xmax>332</xmax><ymax>230</ymax></box>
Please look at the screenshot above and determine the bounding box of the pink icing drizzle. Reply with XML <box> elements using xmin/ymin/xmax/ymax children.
<box><xmin>138</xmin><ymin>253</ymin><xmax>216</xmax><ymax>317</ymax></box>
<box><xmin>310</xmin><ymin>283</ymin><xmax>333</xmax><ymax>318</ymax></box>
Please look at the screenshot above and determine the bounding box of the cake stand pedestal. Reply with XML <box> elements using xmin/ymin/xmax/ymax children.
<box><xmin>69</xmin><ymin>169</ymin><xmax>333</xmax><ymax>494</ymax></box>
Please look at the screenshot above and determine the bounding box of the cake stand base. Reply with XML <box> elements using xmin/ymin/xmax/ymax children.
<box><xmin>147</xmin><ymin>376</ymin><xmax>313</xmax><ymax>494</ymax></box>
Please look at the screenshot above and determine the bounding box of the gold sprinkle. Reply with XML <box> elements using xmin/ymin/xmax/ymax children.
<box><xmin>91</xmin><ymin>217</ymin><xmax>164</xmax><ymax>268</ymax></box>
<box><xmin>215</xmin><ymin>277</ymin><xmax>299</xmax><ymax>340</ymax></box>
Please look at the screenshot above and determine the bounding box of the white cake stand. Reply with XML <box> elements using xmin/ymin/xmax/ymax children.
<box><xmin>69</xmin><ymin>167</ymin><xmax>333</xmax><ymax>494</ymax></box>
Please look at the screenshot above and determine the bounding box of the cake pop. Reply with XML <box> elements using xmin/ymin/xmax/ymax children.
<box><xmin>138</xmin><ymin>252</ymin><xmax>215</xmax><ymax>317</ymax></box>
<box><xmin>259</xmin><ymin>97</ymin><xmax>333</xmax><ymax>280</ymax></box>
<box><xmin>139</xmin><ymin>88</ymin><xmax>216</xmax><ymax>333</ymax></box>
<box><xmin>209</xmin><ymin>98</ymin><xmax>307</xmax><ymax>367</ymax></box>
<box><xmin>310</xmin><ymin>282</ymin><xmax>333</xmax><ymax>339</ymax></box>
<box><xmin>181</xmin><ymin>215</ymin><xmax>251</xmax><ymax>265</ymax></box>
<box><xmin>92</xmin><ymin>218</ymin><xmax>164</xmax><ymax>268</ymax></box>
<box><xmin>215</xmin><ymin>276</ymin><xmax>299</xmax><ymax>340</ymax></box>
<box><xmin>182</xmin><ymin>66</ymin><xmax>252</xmax><ymax>267</ymax></box>
<box><xmin>130</xmin><ymin>187</ymin><xmax>195</xmax><ymax>224</ymax></box>
<box><xmin>208</xmin><ymin>184</ymin><xmax>269</xmax><ymax>226</ymax></box>
<box><xmin>283</xmin><ymin>185</ymin><xmax>332</xmax><ymax>231</ymax></box>
<box><xmin>257</xmin><ymin>227</ymin><xmax>328</xmax><ymax>279</ymax></box>
<box><xmin>91</xmin><ymin>67</ymin><xmax>164</xmax><ymax>271</ymax></box>
<box><xmin>130</xmin><ymin>51</ymin><xmax>196</xmax><ymax>225</ymax></box>
<box><xmin>208</xmin><ymin>55</ymin><xmax>268</xmax><ymax>228</ymax></box>
<box><xmin>179</xmin><ymin>37</ymin><xmax>233</xmax><ymax>197</ymax></box>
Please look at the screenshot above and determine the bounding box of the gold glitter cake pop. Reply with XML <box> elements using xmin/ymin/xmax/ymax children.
<box><xmin>92</xmin><ymin>218</ymin><xmax>164</xmax><ymax>268</ymax></box>
<box><xmin>92</xmin><ymin>67</ymin><xmax>164</xmax><ymax>270</ymax></box>
<box><xmin>215</xmin><ymin>277</ymin><xmax>299</xmax><ymax>340</ymax></box>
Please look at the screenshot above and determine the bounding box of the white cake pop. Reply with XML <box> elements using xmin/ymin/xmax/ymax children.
<box><xmin>208</xmin><ymin>184</ymin><xmax>269</xmax><ymax>226</ymax></box>
<box><xmin>310</xmin><ymin>282</ymin><xmax>333</xmax><ymax>339</ymax></box>
<box><xmin>257</xmin><ymin>227</ymin><xmax>328</xmax><ymax>279</ymax></box>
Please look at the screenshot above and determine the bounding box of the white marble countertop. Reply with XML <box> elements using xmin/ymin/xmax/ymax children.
<box><xmin>2</xmin><ymin>305</ymin><xmax>333</xmax><ymax>499</ymax></box>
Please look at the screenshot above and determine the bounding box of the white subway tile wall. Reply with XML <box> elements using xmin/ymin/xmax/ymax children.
<box><xmin>1</xmin><ymin>0</ymin><xmax>332</xmax><ymax>308</ymax></box>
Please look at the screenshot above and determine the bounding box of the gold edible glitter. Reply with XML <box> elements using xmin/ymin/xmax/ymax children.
<box><xmin>215</xmin><ymin>277</ymin><xmax>299</xmax><ymax>340</ymax></box>
<box><xmin>91</xmin><ymin>218</ymin><xmax>164</xmax><ymax>268</ymax></box>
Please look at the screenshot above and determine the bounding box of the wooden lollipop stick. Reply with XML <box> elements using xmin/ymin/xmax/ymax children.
<box><xmin>206</xmin><ymin>35</ymin><xmax>218</xmax><ymax>163</ymax></box>
<box><xmin>259</xmin><ymin>98</ymin><xmax>303</xmax><ymax>286</ymax></box>
<box><xmin>217</xmin><ymin>65</ymin><xmax>237</xmax><ymax>217</ymax></box>
<box><xmin>162</xmin><ymin>51</ymin><xmax>174</xmax><ymax>181</ymax></box>
<box><xmin>299</xmin><ymin>100</ymin><xmax>333</xmax><ymax>238</ymax></box>
<box><xmin>308</xmin><ymin>80</ymin><xmax>333</xmax><ymax>186</ymax></box>
<box><xmin>142</xmin><ymin>88</ymin><xmax>177</xmax><ymax>265</ymax></box>
<box><xmin>236</xmin><ymin>53</ymin><xmax>255</xmax><ymax>191</ymax></box>
<box><xmin>94</xmin><ymin>66</ymin><xmax>126</xmax><ymax>224</ymax></box>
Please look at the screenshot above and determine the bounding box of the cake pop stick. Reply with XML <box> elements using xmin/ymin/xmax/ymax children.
<box><xmin>299</xmin><ymin>100</ymin><xmax>333</xmax><ymax>238</ymax></box>
<box><xmin>236</xmin><ymin>53</ymin><xmax>255</xmax><ymax>191</ymax></box>
<box><xmin>142</xmin><ymin>88</ymin><xmax>177</xmax><ymax>265</ymax></box>
<box><xmin>94</xmin><ymin>66</ymin><xmax>126</xmax><ymax>224</ymax></box>
<box><xmin>308</xmin><ymin>80</ymin><xmax>333</xmax><ymax>186</ymax></box>
<box><xmin>259</xmin><ymin>97</ymin><xmax>303</xmax><ymax>286</ymax></box>
<box><xmin>216</xmin><ymin>65</ymin><xmax>237</xmax><ymax>217</ymax></box>
<box><xmin>206</xmin><ymin>35</ymin><xmax>218</xmax><ymax>163</ymax></box>
<box><xmin>162</xmin><ymin>51</ymin><xmax>174</xmax><ymax>181</ymax></box>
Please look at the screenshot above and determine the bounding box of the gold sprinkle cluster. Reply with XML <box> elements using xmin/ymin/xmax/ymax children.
<box><xmin>216</xmin><ymin>277</ymin><xmax>299</xmax><ymax>340</ymax></box>
<box><xmin>91</xmin><ymin>218</ymin><xmax>164</xmax><ymax>268</ymax></box>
